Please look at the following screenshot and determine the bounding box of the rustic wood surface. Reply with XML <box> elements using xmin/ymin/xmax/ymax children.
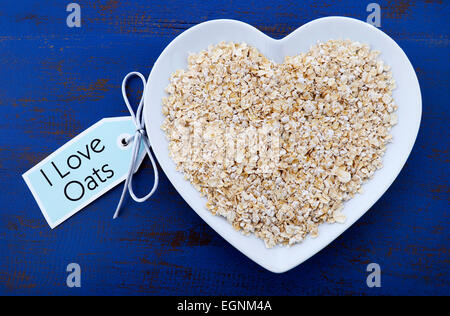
<box><xmin>0</xmin><ymin>0</ymin><xmax>448</xmax><ymax>295</ymax></box>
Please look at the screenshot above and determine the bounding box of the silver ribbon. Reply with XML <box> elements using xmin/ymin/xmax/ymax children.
<box><xmin>113</xmin><ymin>72</ymin><xmax>159</xmax><ymax>219</ymax></box>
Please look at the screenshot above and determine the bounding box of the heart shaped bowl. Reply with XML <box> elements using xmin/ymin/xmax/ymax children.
<box><xmin>144</xmin><ymin>17</ymin><xmax>421</xmax><ymax>273</ymax></box>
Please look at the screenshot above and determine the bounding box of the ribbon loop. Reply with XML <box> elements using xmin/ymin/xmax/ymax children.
<box><xmin>113</xmin><ymin>72</ymin><xmax>159</xmax><ymax>219</ymax></box>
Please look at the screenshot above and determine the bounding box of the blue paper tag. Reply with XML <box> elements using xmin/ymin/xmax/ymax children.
<box><xmin>22</xmin><ymin>117</ymin><xmax>144</xmax><ymax>228</ymax></box>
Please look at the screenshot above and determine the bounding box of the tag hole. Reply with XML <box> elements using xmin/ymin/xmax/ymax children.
<box><xmin>117</xmin><ymin>133</ymin><xmax>132</xmax><ymax>150</ymax></box>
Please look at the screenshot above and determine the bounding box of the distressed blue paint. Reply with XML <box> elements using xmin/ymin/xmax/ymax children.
<box><xmin>0</xmin><ymin>0</ymin><xmax>448</xmax><ymax>295</ymax></box>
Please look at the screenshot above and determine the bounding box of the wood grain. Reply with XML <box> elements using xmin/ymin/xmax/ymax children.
<box><xmin>0</xmin><ymin>0</ymin><xmax>448</xmax><ymax>295</ymax></box>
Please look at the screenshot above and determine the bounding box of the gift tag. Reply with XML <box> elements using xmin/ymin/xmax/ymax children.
<box><xmin>22</xmin><ymin>116</ymin><xmax>146</xmax><ymax>228</ymax></box>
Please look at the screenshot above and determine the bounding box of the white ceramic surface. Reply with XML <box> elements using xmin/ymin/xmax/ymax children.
<box><xmin>143</xmin><ymin>17</ymin><xmax>422</xmax><ymax>273</ymax></box>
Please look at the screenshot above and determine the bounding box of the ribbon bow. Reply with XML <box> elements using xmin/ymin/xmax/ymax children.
<box><xmin>113</xmin><ymin>72</ymin><xmax>159</xmax><ymax>219</ymax></box>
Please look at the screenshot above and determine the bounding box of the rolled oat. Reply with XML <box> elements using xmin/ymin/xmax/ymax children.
<box><xmin>162</xmin><ymin>40</ymin><xmax>397</xmax><ymax>248</ymax></box>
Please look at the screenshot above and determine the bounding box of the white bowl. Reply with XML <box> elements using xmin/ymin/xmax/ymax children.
<box><xmin>144</xmin><ymin>17</ymin><xmax>422</xmax><ymax>273</ymax></box>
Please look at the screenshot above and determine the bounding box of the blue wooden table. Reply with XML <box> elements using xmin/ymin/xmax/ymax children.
<box><xmin>0</xmin><ymin>0</ymin><xmax>448</xmax><ymax>295</ymax></box>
